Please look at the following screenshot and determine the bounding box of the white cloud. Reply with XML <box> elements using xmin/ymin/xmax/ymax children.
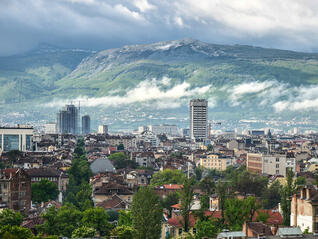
<box><xmin>2</xmin><ymin>0</ymin><xmax>318</xmax><ymax>55</ymax></box>
<box><xmin>134</xmin><ymin>0</ymin><xmax>155</xmax><ymax>12</ymax></box>
<box><xmin>273</xmin><ymin>85</ymin><xmax>318</xmax><ymax>112</ymax></box>
<box><xmin>44</xmin><ymin>78</ymin><xmax>211</xmax><ymax>108</ymax></box>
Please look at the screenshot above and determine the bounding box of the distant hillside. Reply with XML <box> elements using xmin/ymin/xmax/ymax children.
<box><xmin>0</xmin><ymin>44</ymin><xmax>93</xmax><ymax>104</ymax></box>
<box><xmin>1</xmin><ymin>39</ymin><xmax>318</xmax><ymax>114</ymax></box>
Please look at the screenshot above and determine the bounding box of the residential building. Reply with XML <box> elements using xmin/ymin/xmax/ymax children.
<box><xmin>291</xmin><ymin>186</ymin><xmax>318</xmax><ymax>232</ymax></box>
<box><xmin>25</xmin><ymin>168</ymin><xmax>69</xmax><ymax>203</ymax></box>
<box><xmin>262</xmin><ymin>154</ymin><xmax>288</xmax><ymax>177</ymax></box>
<box><xmin>189</xmin><ymin>99</ymin><xmax>208</xmax><ymax>142</ymax></box>
<box><xmin>106</xmin><ymin>135</ymin><xmax>137</xmax><ymax>150</ymax></box>
<box><xmin>0</xmin><ymin>168</ymin><xmax>31</xmax><ymax>212</ymax></box>
<box><xmin>0</xmin><ymin>126</ymin><xmax>34</xmax><ymax>152</ymax></box>
<box><xmin>247</xmin><ymin>153</ymin><xmax>263</xmax><ymax>174</ymax></box>
<box><xmin>44</xmin><ymin>123</ymin><xmax>56</xmax><ymax>134</ymax></box>
<box><xmin>98</xmin><ymin>125</ymin><xmax>108</xmax><ymax>134</ymax></box>
<box><xmin>56</xmin><ymin>104</ymin><xmax>79</xmax><ymax>135</ymax></box>
<box><xmin>148</xmin><ymin>124</ymin><xmax>179</xmax><ymax>136</ymax></box>
<box><xmin>138</xmin><ymin>131</ymin><xmax>159</xmax><ymax>147</ymax></box>
<box><xmin>82</xmin><ymin>115</ymin><xmax>90</xmax><ymax>135</ymax></box>
<box><xmin>200</xmin><ymin>154</ymin><xmax>234</xmax><ymax>171</ymax></box>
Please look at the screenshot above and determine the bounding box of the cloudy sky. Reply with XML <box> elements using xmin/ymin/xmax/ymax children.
<box><xmin>1</xmin><ymin>0</ymin><xmax>318</xmax><ymax>56</ymax></box>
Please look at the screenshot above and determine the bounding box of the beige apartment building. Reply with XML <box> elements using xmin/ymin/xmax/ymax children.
<box><xmin>200</xmin><ymin>154</ymin><xmax>234</xmax><ymax>171</ymax></box>
<box><xmin>247</xmin><ymin>153</ymin><xmax>263</xmax><ymax>174</ymax></box>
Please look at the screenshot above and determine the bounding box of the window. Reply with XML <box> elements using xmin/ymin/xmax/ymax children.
<box><xmin>178</xmin><ymin>228</ymin><xmax>182</xmax><ymax>235</ymax></box>
<box><xmin>193</xmin><ymin>228</ymin><xmax>196</xmax><ymax>234</ymax></box>
<box><xmin>276</xmin><ymin>164</ymin><xmax>279</xmax><ymax>168</ymax></box>
<box><xmin>276</xmin><ymin>170</ymin><xmax>279</xmax><ymax>174</ymax></box>
<box><xmin>276</xmin><ymin>158</ymin><xmax>280</xmax><ymax>162</ymax></box>
<box><xmin>3</xmin><ymin>135</ymin><xmax>19</xmax><ymax>151</ymax></box>
<box><xmin>315</xmin><ymin>222</ymin><xmax>318</xmax><ymax>232</ymax></box>
<box><xmin>315</xmin><ymin>207</ymin><xmax>318</xmax><ymax>216</ymax></box>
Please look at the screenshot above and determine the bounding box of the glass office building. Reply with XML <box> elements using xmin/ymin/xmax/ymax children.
<box><xmin>0</xmin><ymin>126</ymin><xmax>34</xmax><ymax>152</ymax></box>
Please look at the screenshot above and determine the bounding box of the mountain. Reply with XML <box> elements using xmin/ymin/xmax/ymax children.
<box><xmin>0</xmin><ymin>44</ymin><xmax>93</xmax><ymax>104</ymax></box>
<box><xmin>1</xmin><ymin>39</ymin><xmax>318</xmax><ymax>130</ymax></box>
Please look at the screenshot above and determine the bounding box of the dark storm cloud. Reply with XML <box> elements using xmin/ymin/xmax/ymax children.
<box><xmin>1</xmin><ymin>0</ymin><xmax>318</xmax><ymax>56</ymax></box>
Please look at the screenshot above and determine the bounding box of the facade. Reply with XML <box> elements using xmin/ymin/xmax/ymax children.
<box><xmin>0</xmin><ymin>168</ymin><xmax>31</xmax><ymax>212</ymax></box>
<box><xmin>106</xmin><ymin>135</ymin><xmax>137</xmax><ymax>150</ymax></box>
<box><xmin>139</xmin><ymin>131</ymin><xmax>159</xmax><ymax>147</ymax></box>
<box><xmin>148</xmin><ymin>124</ymin><xmax>179</xmax><ymax>136</ymax></box>
<box><xmin>189</xmin><ymin>99</ymin><xmax>208</xmax><ymax>142</ymax></box>
<box><xmin>98</xmin><ymin>125</ymin><xmax>108</xmax><ymax>134</ymax></box>
<box><xmin>247</xmin><ymin>153</ymin><xmax>263</xmax><ymax>174</ymax></box>
<box><xmin>25</xmin><ymin>168</ymin><xmax>69</xmax><ymax>203</ymax></box>
<box><xmin>291</xmin><ymin>186</ymin><xmax>318</xmax><ymax>233</ymax></box>
<box><xmin>44</xmin><ymin>123</ymin><xmax>56</xmax><ymax>134</ymax></box>
<box><xmin>82</xmin><ymin>115</ymin><xmax>90</xmax><ymax>135</ymax></box>
<box><xmin>56</xmin><ymin>104</ymin><xmax>79</xmax><ymax>135</ymax></box>
<box><xmin>262</xmin><ymin>154</ymin><xmax>287</xmax><ymax>177</ymax></box>
<box><xmin>200</xmin><ymin>154</ymin><xmax>234</xmax><ymax>171</ymax></box>
<box><xmin>0</xmin><ymin>126</ymin><xmax>34</xmax><ymax>152</ymax></box>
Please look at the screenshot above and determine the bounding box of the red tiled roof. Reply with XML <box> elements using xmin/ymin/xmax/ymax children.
<box><xmin>253</xmin><ymin>210</ymin><xmax>283</xmax><ymax>225</ymax></box>
<box><xmin>1</xmin><ymin>168</ymin><xmax>19</xmax><ymax>178</ymax></box>
<box><xmin>168</xmin><ymin>211</ymin><xmax>222</xmax><ymax>227</ymax></box>
<box><xmin>163</xmin><ymin>184</ymin><xmax>183</xmax><ymax>190</ymax></box>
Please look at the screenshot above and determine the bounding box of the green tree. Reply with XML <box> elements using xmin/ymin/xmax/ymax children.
<box><xmin>37</xmin><ymin>205</ymin><xmax>82</xmax><ymax>237</ymax></box>
<box><xmin>199</xmin><ymin>177</ymin><xmax>216</xmax><ymax>195</ymax></box>
<box><xmin>195</xmin><ymin>219</ymin><xmax>218</xmax><ymax>239</ymax></box>
<box><xmin>261</xmin><ymin>180</ymin><xmax>282</xmax><ymax>209</ymax></box>
<box><xmin>131</xmin><ymin>187</ymin><xmax>162</xmax><ymax>239</ymax></box>
<box><xmin>0</xmin><ymin>209</ymin><xmax>23</xmax><ymax>227</ymax></box>
<box><xmin>195</xmin><ymin>195</ymin><xmax>210</xmax><ymax>221</ymax></box>
<box><xmin>111</xmin><ymin>225</ymin><xmax>136</xmax><ymax>239</ymax></box>
<box><xmin>71</xmin><ymin>226</ymin><xmax>96</xmax><ymax>238</ymax></box>
<box><xmin>256</xmin><ymin>211</ymin><xmax>269</xmax><ymax>223</ymax></box>
<box><xmin>161</xmin><ymin>192</ymin><xmax>179</xmax><ymax>218</ymax></box>
<box><xmin>109</xmin><ymin>152</ymin><xmax>138</xmax><ymax>169</ymax></box>
<box><xmin>295</xmin><ymin>176</ymin><xmax>306</xmax><ymax>186</ymax></box>
<box><xmin>32</xmin><ymin>179</ymin><xmax>58</xmax><ymax>203</ymax></box>
<box><xmin>194</xmin><ymin>167</ymin><xmax>203</xmax><ymax>181</ymax></box>
<box><xmin>281</xmin><ymin>169</ymin><xmax>296</xmax><ymax>226</ymax></box>
<box><xmin>150</xmin><ymin>169</ymin><xmax>186</xmax><ymax>186</ymax></box>
<box><xmin>0</xmin><ymin>225</ymin><xmax>34</xmax><ymax>239</ymax></box>
<box><xmin>118</xmin><ymin>210</ymin><xmax>133</xmax><ymax>226</ymax></box>
<box><xmin>81</xmin><ymin>207</ymin><xmax>112</xmax><ymax>236</ymax></box>
<box><xmin>178</xmin><ymin>177</ymin><xmax>195</xmax><ymax>233</ymax></box>
<box><xmin>216</xmin><ymin>182</ymin><xmax>227</xmax><ymax>224</ymax></box>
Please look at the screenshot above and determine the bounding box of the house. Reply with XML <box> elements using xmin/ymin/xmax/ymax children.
<box><xmin>0</xmin><ymin>168</ymin><xmax>31</xmax><ymax>212</ymax></box>
<box><xmin>25</xmin><ymin>168</ymin><xmax>69</xmax><ymax>202</ymax></box>
<box><xmin>291</xmin><ymin>186</ymin><xmax>318</xmax><ymax>232</ymax></box>
<box><xmin>242</xmin><ymin>222</ymin><xmax>274</xmax><ymax>238</ymax></box>
<box><xmin>154</xmin><ymin>184</ymin><xmax>183</xmax><ymax>199</ymax></box>
<box><xmin>131</xmin><ymin>151</ymin><xmax>156</xmax><ymax>168</ymax></box>
<box><xmin>217</xmin><ymin>231</ymin><xmax>246</xmax><ymax>239</ymax></box>
<box><xmin>96</xmin><ymin>194</ymin><xmax>130</xmax><ymax>211</ymax></box>
<box><xmin>93</xmin><ymin>182</ymin><xmax>133</xmax><ymax>204</ymax></box>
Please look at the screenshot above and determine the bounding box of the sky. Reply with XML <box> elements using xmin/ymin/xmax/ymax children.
<box><xmin>1</xmin><ymin>0</ymin><xmax>318</xmax><ymax>56</ymax></box>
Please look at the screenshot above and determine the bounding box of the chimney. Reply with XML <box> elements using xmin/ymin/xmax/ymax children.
<box><xmin>271</xmin><ymin>225</ymin><xmax>278</xmax><ymax>236</ymax></box>
<box><xmin>293</xmin><ymin>194</ymin><xmax>297</xmax><ymax>227</ymax></box>
<box><xmin>300</xmin><ymin>188</ymin><xmax>304</xmax><ymax>199</ymax></box>
<box><xmin>306</xmin><ymin>188</ymin><xmax>310</xmax><ymax>200</ymax></box>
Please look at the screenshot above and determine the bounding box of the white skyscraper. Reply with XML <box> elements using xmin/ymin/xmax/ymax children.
<box><xmin>190</xmin><ymin>99</ymin><xmax>208</xmax><ymax>142</ymax></box>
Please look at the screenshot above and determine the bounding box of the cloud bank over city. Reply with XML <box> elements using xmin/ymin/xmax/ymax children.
<box><xmin>1</xmin><ymin>0</ymin><xmax>318</xmax><ymax>55</ymax></box>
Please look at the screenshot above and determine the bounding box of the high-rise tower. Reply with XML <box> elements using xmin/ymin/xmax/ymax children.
<box><xmin>57</xmin><ymin>104</ymin><xmax>79</xmax><ymax>134</ymax></box>
<box><xmin>82</xmin><ymin>115</ymin><xmax>90</xmax><ymax>135</ymax></box>
<box><xmin>189</xmin><ymin>99</ymin><xmax>208</xmax><ymax>142</ymax></box>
